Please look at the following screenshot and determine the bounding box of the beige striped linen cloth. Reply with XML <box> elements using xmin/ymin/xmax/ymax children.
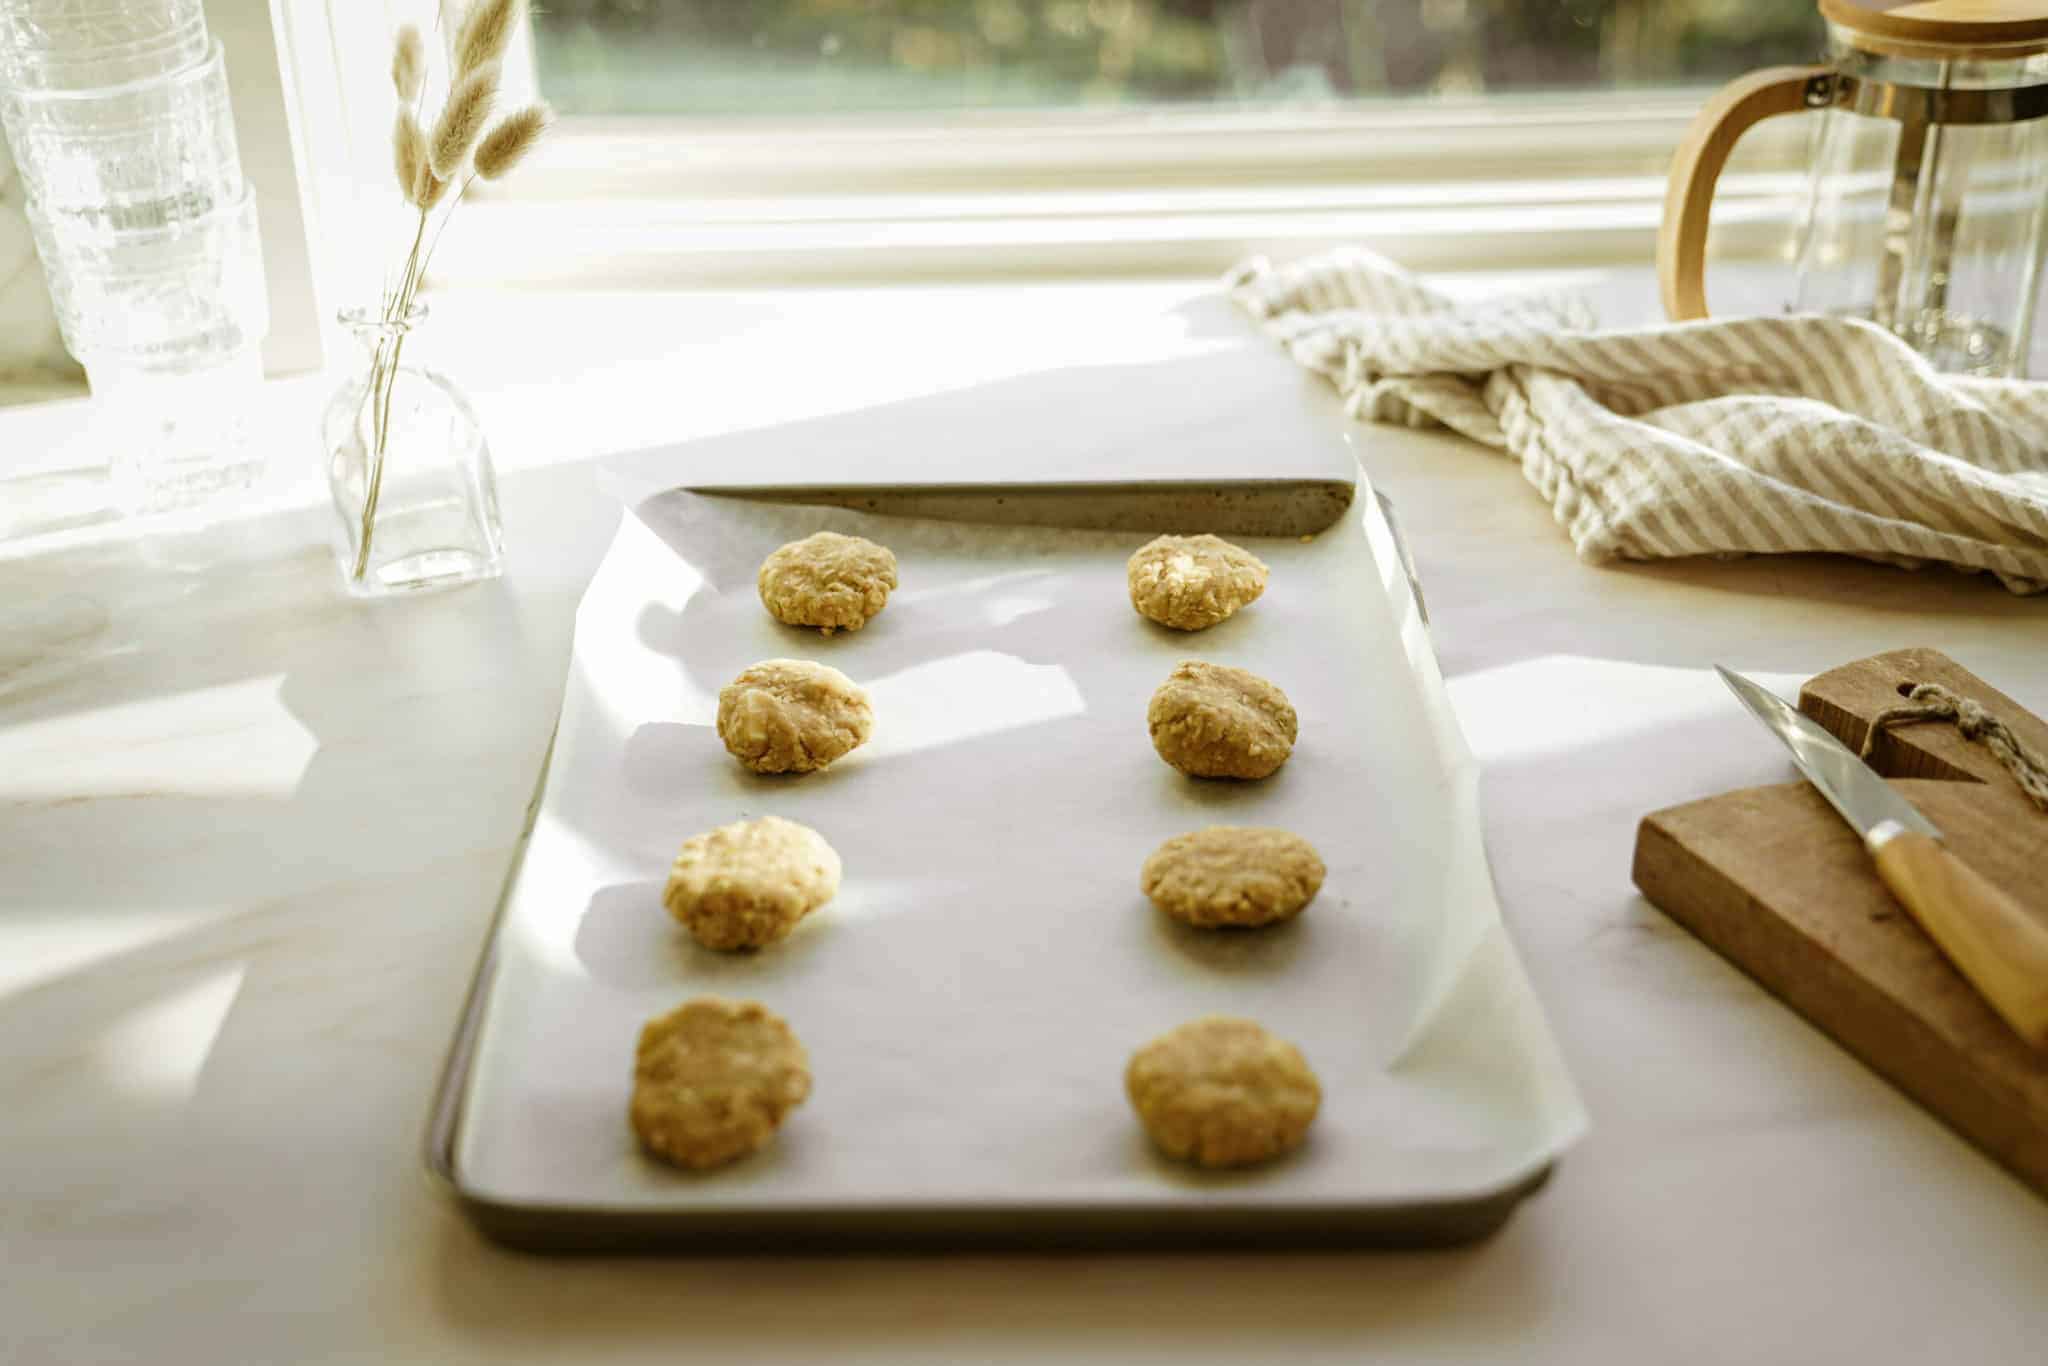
<box><xmin>1229</xmin><ymin>249</ymin><xmax>2048</xmax><ymax>595</ymax></box>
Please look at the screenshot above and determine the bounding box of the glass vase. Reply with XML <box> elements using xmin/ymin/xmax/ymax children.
<box><xmin>323</xmin><ymin>304</ymin><xmax>502</xmax><ymax>597</ymax></box>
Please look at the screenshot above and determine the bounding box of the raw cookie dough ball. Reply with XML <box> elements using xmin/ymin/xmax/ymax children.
<box><xmin>1141</xmin><ymin>826</ymin><xmax>1325</xmax><ymax>929</ymax></box>
<box><xmin>664</xmin><ymin>816</ymin><xmax>842</xmax><ymax>951</ymax></box>
<box><xmin>717</xmin><ymin>659</ymin><xmax>874</xmax><ymax>774</ymax></box>
<box><xmin>629</xmin><ymin>997</ymin><xmax>813</xmax><ymax>1171</ymax></box>
<box><xmin>1127</xmin><ymin>534</ymin><xmax>1269</xmax><ymax>631</ymax></box>
<box><xmin>1147</xmin><ymin>661</ymin><xmax>1297</xmax><ymax>780</ymax></box>
<box><xmin>758</xmin><ymin>531</ymin><xmax>899</xmax><ymax>635</ymax></box>
<box><xmin>1125</xmin><ymin>1016</ymin><xmax>1321</xmax><ymax>1168</ymax></box>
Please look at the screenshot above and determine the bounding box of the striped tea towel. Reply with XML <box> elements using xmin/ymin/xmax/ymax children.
<box><xmin>1229</xmin><ymin>249</ymin><xmax>2048</xmax><ymax>595</ymax></box>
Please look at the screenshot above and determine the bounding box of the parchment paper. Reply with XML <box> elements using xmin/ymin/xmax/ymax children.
<box><xmin>456</xmin><ymin>481</ymin><xmax>1587</xmax><ymax>1212</ymax></box>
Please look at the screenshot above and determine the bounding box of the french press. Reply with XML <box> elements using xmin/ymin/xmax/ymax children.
<box><xmin>1660</xmin><ymin>0</ymin><xmax>2048</xmax><ymax>377</ymax></box>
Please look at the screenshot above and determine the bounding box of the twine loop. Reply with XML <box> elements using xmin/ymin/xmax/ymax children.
<box><xmin>1861</xmin><ymin>682</ymin><xmax>2048</xmax><ymax>813</ymax></box>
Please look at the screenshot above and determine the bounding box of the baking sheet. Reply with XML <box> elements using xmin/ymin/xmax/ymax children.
<box><xmin>448</xmin><ymin>477</ymin><xmax>1586</xmax><ymax>1221</ymax></box>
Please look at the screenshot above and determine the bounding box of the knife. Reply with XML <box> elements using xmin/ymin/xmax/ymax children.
<box><xmin>1716</xmin><ymin>666</ymin><xmax>2048</xmax><ymax>1050</ymax></box>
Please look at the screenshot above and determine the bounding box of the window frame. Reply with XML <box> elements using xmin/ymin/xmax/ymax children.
<box><xmin>287</xmin><ymin>3</ymin><xmax>1819</xmax><ymax>291</ymax></box>
<box><xmin>521</xmin><ymin>94</ymin><xmax>1766</xmax><ymax>194</ymax></box>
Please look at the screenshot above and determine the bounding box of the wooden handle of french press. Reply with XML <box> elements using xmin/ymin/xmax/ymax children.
<box><xmin>1659</xmin><ymin>65</ymin><xmax>1832</xmax><ymax>322</ymax></box>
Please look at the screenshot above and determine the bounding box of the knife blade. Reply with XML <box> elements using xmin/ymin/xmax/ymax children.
<box><xmin>1715</xmin><ymin>666</ymin><xmax>2048</xmax><ymax>1049</ymax></box>
<box><xmin>1715</xmin><ymin>666</ymin><xmax>1940</xmax><ymax>846</ymax></box>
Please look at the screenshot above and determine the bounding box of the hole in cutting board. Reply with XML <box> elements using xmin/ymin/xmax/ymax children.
<box><xmin>1798</xmin><ymin>675</ymin><xmax>1987</xmax><ymax>785</ymax></box>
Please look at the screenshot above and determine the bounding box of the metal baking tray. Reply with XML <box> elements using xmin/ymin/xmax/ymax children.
<box><xmin>425</xmin><ymin>476</ymin><xmax>1584</xmax><ymax>1252</ymax></box>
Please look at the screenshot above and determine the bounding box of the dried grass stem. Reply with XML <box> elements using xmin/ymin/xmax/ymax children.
<box><xmin>415</xmin><ymin>166</ymin><xmax>450</xmax><ymax>210</ymax></box>
<box><xmin>354</xmin><ymin>12</ymin><xmax>549</xmax><ymax>584</ymax></box>
<box><xmin>474</xmin><ymin>104</ymin><xmax>551</xmax><ymax>180</ymax></box>
<box><xmin>391</xmin><ymin>24</ymin><xmax>425</xmax><ymax>102</ymax></box>
<box><xmin>393</xmin><ymin>109</ymin><xmax>427</xmax><ymax>205</ymax></box>
<box><xmin>454</xmin><ymin>0</ymin><xmax>521</xmax><ymax>80</ymax></box>
<box><xmin>428</xmin><ymin>61</ymin><xmax>499</xmax><ymax>179</ymax></box>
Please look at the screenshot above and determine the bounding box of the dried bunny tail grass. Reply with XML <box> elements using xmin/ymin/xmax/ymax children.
<box><xmin>391</xmin><ymin>24</ymin><xmax>425</xmax><ymax>102</ymax></box>
<box><xmin>428</xmin><ymin>61</ymin><xmax>499</xmax><ymax>179</ymax></box>
<box><xmin>415</xmin><ymin>164</ymin><xmax>451</xmax><ymax>211</ymax></box>
<box><xmin>453</xmin><ymin>0</ymin><xmax>522</xmax><ymax>80</ymax></box>
<box><xmin>472</xmin><ymin>103</ymin><xmax>550</xmax><ymax>181</ymax></box>
<box><xmin>394</xmin><ymin>109</ymin><xmax>427</xmax><ymax>205</ymax></box>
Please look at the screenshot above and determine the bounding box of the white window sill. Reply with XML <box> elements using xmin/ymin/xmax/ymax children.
<box><xmin>439</xmin><ymin>185</ymin><xmax>1801</xmax><ymax>289</ymax></box>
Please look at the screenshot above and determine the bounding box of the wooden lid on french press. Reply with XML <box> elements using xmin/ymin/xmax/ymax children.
<box><xmin>1819</xmin><ymin>0</ymin><xmax>2048</xmax><ymax>56</ymax></box>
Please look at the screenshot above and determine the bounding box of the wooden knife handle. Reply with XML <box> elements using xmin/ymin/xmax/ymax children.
<box><xmin>1872</xmin><ymin>829</ymin><xmax>2048</xmax><ymax>1050</ymax></box>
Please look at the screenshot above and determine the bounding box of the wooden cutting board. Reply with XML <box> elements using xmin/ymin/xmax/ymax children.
<box><xmin>1633</xmin><ymin>648</ymin><xmax>2048</xmax><ymax>1199</ymax></box>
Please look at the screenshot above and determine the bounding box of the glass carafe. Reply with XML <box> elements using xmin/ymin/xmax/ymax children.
<box><xmin>1660</xmin><ymin>1</ymin><xmax>2048</xmax><ymax>377</ymax></box>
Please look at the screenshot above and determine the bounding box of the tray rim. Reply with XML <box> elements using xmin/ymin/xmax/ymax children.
<box><xmin>423</xmin><ymin>474</ymin><xmax>1559</xmax><ymax>1251</ymax></box>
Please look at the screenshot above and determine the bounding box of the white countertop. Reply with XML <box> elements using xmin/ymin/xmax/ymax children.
<box><xmin>3</xmin><ymin>274</ymin><xmax>2046</xmax><ymax>1365</ymax></box>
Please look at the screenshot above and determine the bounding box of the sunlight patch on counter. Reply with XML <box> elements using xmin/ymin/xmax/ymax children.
<box><xmin>89</xmin><ymin>962</ymin><xmax>245</xmax><ymax>1100</ymax></box>
<box><xmin>0</xmin><ymin>908</ymin><xmax>233</xmax><ymax>1001</ymax></box>
<box><xmin>1445</xmin><ymin>655</ymin><xmax>1807</xmax><ymax>767</ymax></box>
<box><xmin>0</xmin><ymin>673</ymin><xmax>317</xmax><ymax>800</ymax></box>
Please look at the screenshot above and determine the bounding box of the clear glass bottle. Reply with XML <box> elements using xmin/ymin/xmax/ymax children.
<box><xmin>323</xmin><ymin>304</ymin><xmax>502</xmax><ymax>597</ymax></box>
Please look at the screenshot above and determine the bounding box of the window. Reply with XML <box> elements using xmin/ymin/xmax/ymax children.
<box><xmin>387</xmin><ymin>3</ymin><xmax>1833</xmax><ymax>288</ymax></box>
<box><xmin>533</xmin><ymin>2</ymin><xmax>1826</xmax><ymax>117</ymax></box>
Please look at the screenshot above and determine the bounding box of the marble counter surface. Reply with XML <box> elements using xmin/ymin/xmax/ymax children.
<box><xmin>3</xmin><ymin>276</ymin><xmax>2046</xmax><ymax>1365</ymax></box>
